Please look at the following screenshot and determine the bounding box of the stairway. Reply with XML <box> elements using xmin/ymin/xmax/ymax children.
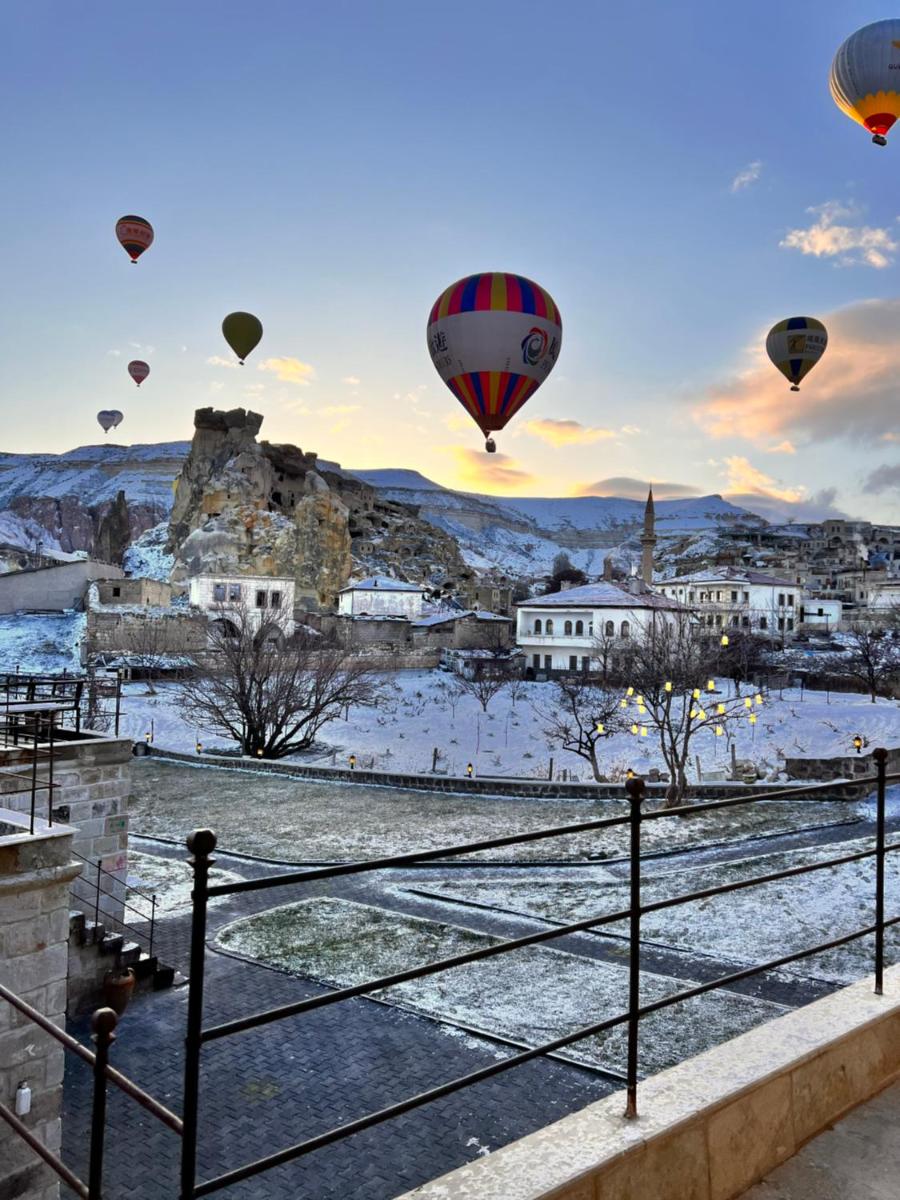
<box><xmin>67</xmin><ymin>910</ymin><xmax>176</xmax><ymax>1015</ymax></box>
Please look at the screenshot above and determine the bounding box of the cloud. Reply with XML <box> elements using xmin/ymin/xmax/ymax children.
<box><xmin>731</xmin><ymin>160</ymin><xmax>763</xmax><ymax>193</ymax></box>
<box><xmin>696</xmin><ymin>298</ymin><xmax>900</xmax><ymax>446</ymax></box>
<box><xmin>766</xmin><ymin>441</ymin><xmax>796</xmax><ymax>454</ymax></box>
<box><xmin>862</xmin><ymin>463</ymin><xmax>900</xmax><ymax>495</ymax></box>
<box><xmin>780</xmin><ymin>201</ymin><xmax>898</xmax><ymax>268</ymax></box>
<box><xmin>719</xmin><ymin>458</ymin><xmax>848</xmax><ymax>522</ymax></box>
<box><xmin>258</xmin><ymin>357</ymin><xmax>316</xmax><ymax>385</ymax></box>
<box><xmin>206</xmin><ymin>355</ymin><xmax>238</xmax><ymax>369</ymax></box>
<box><xmin>574</xmin><ymin>477</ymin><xmax>701</xmax><ymax>500</ymax></box>
<box><xmin>106</xmin><ymin>349</ymin><xmax>121</xmax><ymax>358</ymax></box>
<box><xmin>522</xmin><ymin>418</ymin><xmax>618</xmax><ymax>447</ymax></box>
<box><xmin>721</xmin><ymin>456</ymin><xmax>805</xmax><ymax>504</ymax></box>
<box><xmin>452</xmin><ymin>447</ymin><xmax>536</xmax><ymax>489</ymax></box>
<box><xmin>341</xmin><ymin>375</ymin><xmax>361</xmax><ymax>386</ymax></box>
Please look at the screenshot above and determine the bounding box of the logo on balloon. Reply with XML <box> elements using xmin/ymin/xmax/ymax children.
<box><xmin>521</xmin><ymin>327</ymin><xmax>548</xmax><ymax>366</ymax></box>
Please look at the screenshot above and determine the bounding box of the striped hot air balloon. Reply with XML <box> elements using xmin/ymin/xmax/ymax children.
<box><xmin>830</xmin><ymin>20</ymin><xmax>900</xmax><ymax>145</ymax></box>
<box><xmin>427</xmin><ymin>272</ymin><xmax>562</xmax><ymax>452</ymax></box>
<box><xmin>115</xmin><ymin>215</ymin><xmax>154</xmax><ymax>262</ymax></box>
<box><xmin>766</xmin><ymin>317</ymin><xmax>828</xmax><ymax>391</ymax></box>
<box><xmin>128</xmin><ymin>360</ymin><xmax>150</xmax><ymax>387</ymax></box>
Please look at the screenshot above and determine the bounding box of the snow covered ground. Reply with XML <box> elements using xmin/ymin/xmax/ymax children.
<box><xmin>117</xmin><ymin>671</ymin><xmax>899</xmax><ymax>782</ymax></box>
<box><xmin>0</xmin><ymin>611</ymin><xmax>85</xmax><ymax>674</ymax></box>
<box><xmin>129</xmin><ymin>759</ymin><xmax>859</xmax><ymax>863</ymax></box>
<box><xmin>126</xmin><ymin>849</ymin><xmax>242</xmax><ymax>915</ymax></box>
<box><xmin>405</xmin><ymin>828</ymin><xmax>900</xmax><ymax>985</ymax></box>
<box><xmin>214</xmin><ymin>896</ymin><xmax>787</xmax><ymax>1077</ymax></box>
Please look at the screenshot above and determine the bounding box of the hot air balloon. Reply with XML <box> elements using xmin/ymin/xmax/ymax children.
<box><xmin>222</xmin><ymin>312</ymin><xmax>263</xmax><ymax>364</ymax></box>
<box><xmin>427</xmin><ymin>272</ymin><xmax>562</xmax><ymax>452</ymax></box>
<box><xmin>766</xmin><ymin>318</ymin><xmax>828</xmax><ymax>391</ymax></box>
<box><xmin>128</xmin><ymin>360</ymin><xmax>150</xmax><ymax>387</ymax></box>
<box><xmin>115</xmin><ymin>215</ymin><xmax>154</xmax><ymax>262</ymax></box>
<box><xmin>830</xmin><ymin>20</ymin><xmax>900</xmax><ymax>145</ymax></box>
<box><xmin>97</xmin><ymin>410</ymin><xmax>124</xmax><ymax>434</ymax></box>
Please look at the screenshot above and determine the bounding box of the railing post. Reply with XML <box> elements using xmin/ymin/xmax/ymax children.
<box><xmin>114</xmin><ymin>671</ymin><xmax>122</xmax><ymax>738</ymax></box>
<box><xmin>149</xmin><ymin>894</ymin><xmax>157</xmax><ymax>960</ymax></box>
<box><xmin>88</xmin><ymin>1007</ymin><xmax>118</xmax><ymax>1199</ymax></box>
<box><xmin>29</xmin><ymin>717</ymin><xmax>39</xmax><ymax>836</ymax></box>
<box><xmin>181</xmin><ymin>829</ymin><xmax>217</xmax><ymax>1199</ymax></box>
<box><xmin>95</xmin><ymin>861</ymin><xmax>102</xmax><ymax>929</ymax></box>
<box><xmin>624</xmin><ymin>773</ymin><xmax>644</xmax><ymax>1119</ymax></box>
<box><xmin>874</xmin><ymin>747</ymin><xmax>888</xmax><ymax>996</ymax></box>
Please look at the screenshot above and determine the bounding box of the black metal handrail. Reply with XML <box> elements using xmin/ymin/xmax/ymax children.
<box><xmin>178</xmin><ymin>753</ymin><xmax>897</xmax><ymax>1197</ymax></box>
<box><xmin>0</xmin><ymin>983</ymin><xmax>182</xmax><ymax>1199</ymax></box>
<box><xmin>69</xmin><ymin>849</ymin><xmax>158</xmax><ymax>960</ymax></box>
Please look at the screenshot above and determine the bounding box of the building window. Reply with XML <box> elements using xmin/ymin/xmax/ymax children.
<box><xmin>213</xmin><ymin>583</ymin><xmax>226</xmax><ymax>602</ymax></box>
<box><xmin>112</xmin><ymin>586</ymin><xmax>121</xmax><ymax>598</ymax></box>
<box><xmin>605</xmin><ymin>620</ymin><xmax>614</xmax><ymax>637</ymax></box>
<box><xmin>575</xmin><ymin>620</ymin><xmax>584</xmax><ymax>635</ymax></box>
<box><xmin>256</xmin><ymin>590</ymin><xmax>268</xmax><ymax>609</ymax></box>
<box><xmin>534</xmin><ymin>618</ymin><xmax>542</xmax><ymax>634</ymax></box>
<box><xmin>569</xmin><ymin>655</ymin><xmax>578</xmax><ymax>670</ymax></box>
<box><xmin>544</xmin><ymin>655</ymin><xmax>551</xmax><ymax>670</ymax></box>
<box><xmin>715</xmin><ymin>615</ymin><xmax>723</xmax><ymax>627</ymax></box>
<box><xmin>787</xmin><ymin>617</ymin><xmax>794</xmax><ymax>632</ymax></box>
<box><xmin>581</xmin><ymin>656</ymin><xmax>589</xmax><ymax>671</ymax></box>
<box><xmin>545</xmin><ymin>619</ymin><xmax>554</xmax><ymax>634</ymax></box>
<box><xmin>564</xmin><ymin>620</ymin><xmax>573</xmax><ymax>635</ymax></box>
<box><xmin>742</xmin><ymin>616</ymin><xmax>750</xmax><ymax>628</ymax></box>
<box><xmin>778</xmin><ymin>593</ymin><xmax>785</xmax><ymax>606</ymax></box>
<box><xmin>716</xmin><ymin>590</ymin><xmax>722</xmax><ymax>601</ymax></box>
<box><xmin>787</xmin><ymin>594</ymin><xmax>794</xmax><ymax>607</ymax></box>
<box><xmin>742</xmin><ymin>592</ymin><xmax>749</xmax><ymax>603</ymax></box>
<box><xmin>620</xmin><ymin>621</ymin><xmax>630</xmax><ymax>638</ymax></box>
<box><xmin>228</xmin><ymin>584</ymin><xmax>241</xmax><ymax>602</ymax></box>
<box><xmin>730</xmin><ymin>590</ymin><xmax>738</xmax><ymax>603</ymax></box>
<box><xmin>731</xmin><ymin>615</ymin><xmax>739</xmax><ymax>626</ymax></box>
<box><xmin>270</xmin><ymin>591</ymin><xmax>282</xmax><ymax>609</ymax></box>
<box><xmin>688</xmin><ymin>591</ymin><xmax>695</xmax><ymax>603</ymax></box>
<box><xmin>533</xmin><ymin>654</ymin><xmax>540</xmax><ymax>669</ymax></box>
<box><xmin>759</xmin><ymin>617</ymin><xmax>768</xmax><ymax>630</ymax></box>
<box><xmin>778</xmin><ymin>617</ymin><xmax>785</xmax><ymax>631</ymax></box>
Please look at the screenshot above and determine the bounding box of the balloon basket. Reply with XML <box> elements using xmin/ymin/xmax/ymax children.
<box><xmin>790</xmin><ymin>385</ymin><xmax>800</xmax><ymax>392</ymax></box>
<box><xmin>873</xmin><ymin>134</ymin><xmax>887</xmax><ymax>146</ymax></box>
<box><xmin>484</xmin><ymin>437</ymin><xmax>496</xmax><ymax>454</ymax></box>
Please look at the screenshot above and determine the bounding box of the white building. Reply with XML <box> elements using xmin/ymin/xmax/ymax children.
<box><xmin>516</xmin><ymin>581</ymin><xmax>688</xmax><ymax>674</ymax></box>
<box><xmin>870</xmin><ymin>579</ymin><xmax>900</xmax><ymax>620</ymax></box>
<box><xmin>801</xmin><ymin>596</ymin><xmax>843</xmax><ymax>633</ymax></box>
<box><xmin>337</xmin><ymin>576</ymin><xmax>427</xmax><ymax>619</ymax></box>
<box><xmin>188</xmin><ymin>574</ymin><xmax>295</xmax><ymax>633</ymax></box>
<box><xmin>658</xmin><ymin>569</ymin><xmax>802</xmax><ymax>640</ymax></box>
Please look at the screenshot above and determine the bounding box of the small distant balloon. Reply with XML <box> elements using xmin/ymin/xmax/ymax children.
<box><xmin>426</xmin><ymin>272</ymin><xmax>562</xmax><ymax>453</ymax></box>
<box><xmin>97</xmin><ymin>410</ymin><xmax>124</xmax><ymax>434</ymax></box>
<box><xmin>128</xmin><ymin>360</ymin><xmax>150</xmax><ymax>387</ymax></box>
<box><xmin>830</xmin><ymin>20</ymin><xmax>900</xmax><ymax>145</ymax></box>
<box><xmin>115</xmin><ymin>215</ymin><xmax>154</xmax><ymax>262</ymax></box>
<box><xmin>222</xmin><ymin>312</ymin><xmax>263</xmax><ymax>364</ymax></box>
<box><xmin>766</xmin><ymin>318</ymin><xmax>828</xmax><ymax>391</ymax></box>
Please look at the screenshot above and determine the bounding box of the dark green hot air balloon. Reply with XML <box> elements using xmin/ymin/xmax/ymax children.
<box><xmin>222</xmin><ymin>312</ymin><xmax>263</xmax><ymax>364</ymax></box>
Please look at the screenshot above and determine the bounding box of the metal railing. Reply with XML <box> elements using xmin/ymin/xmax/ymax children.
<box><xmin>0</xmin><ymin>985</ymin><xmax>182</xmax><ymax>1199</ymax></box>
<box><xmin>177</xmin><ymin>751</ymin><xmax>897</xmax><ymax>1197</ymax></box>
<box><xmin>69</xmin><ymin>849</ymin><xmax>158</xmax><ymax>960</ymax></box>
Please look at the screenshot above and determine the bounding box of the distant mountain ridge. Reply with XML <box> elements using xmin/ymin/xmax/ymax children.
<box><xmin>0</xmin><ymin>442</ymin><xmax>762</xmax><ymax>576</ymax></box>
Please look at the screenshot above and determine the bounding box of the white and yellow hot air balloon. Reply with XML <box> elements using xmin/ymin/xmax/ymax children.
<box><xmin>766</xmin><ymin>318</ymin><xmax>828</xmax><ymax>392</ymax></box>
<box><xmin>830</xmin><ymin>19</ymin><xmax>900</xmax><ymax>145</ymax></box>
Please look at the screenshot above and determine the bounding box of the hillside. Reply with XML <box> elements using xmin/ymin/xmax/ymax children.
<box><xmin>350</xmin><ymin>469</ymin><xmax>760</xmax><ymax>574</ymax></box>
<box><xmin>0</xmin><ymin>441</ymin><xmax>763</xmax><ymax>578</ymax></box>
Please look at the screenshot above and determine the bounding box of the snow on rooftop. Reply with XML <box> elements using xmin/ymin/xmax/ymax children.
<box><xmin>341</xmin><ymin>576</ymin><xmax>425</xmax><ymax>592</ymax></box>
<box><xmin>517</xmin><ymin>582</ymin><xmax>686</xmax><ymax>609</ymax></box>
<box><xmin>664</xmin><ymin>567</ymin><xmax>798</xmax><ymax>588</ymax></box>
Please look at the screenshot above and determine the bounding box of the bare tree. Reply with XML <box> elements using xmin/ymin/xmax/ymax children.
<box><xmin>539</xmin><ymin>675</ymin><xmax>627</xmax><ymax>781</ymax></box>
<box><xmin>834</xmin><ymin>622</ymin><xmax>900</xmax><ymax>703</ymax></box>
<box><xmin>120</xmin><ymin>614</ymin><xmax>197</xmax><ymax>695</ymax></box>
<box><xmin>180</xmin><ymin>605</ymin><xmax>383</xmax><ymax>757</ymax></box>
<box><xmin>619</xmin><ymin>620</ymin><xmax>762</xmax><ymax>804</ymax></box>
<box><xmin>456</xmin><ymin>671</ymin><xmax>507</xmax><ymax>713</ymax></box>
<box><xmin>716</xmin><ymin>629</ymin><xmax>769</xmax><ymax>688</ymax></box>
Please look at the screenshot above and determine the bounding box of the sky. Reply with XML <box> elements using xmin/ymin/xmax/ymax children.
<box><xmin>1</xmin><ymin>1</ymin><xmax>898</xmax><ymax>524</ymax></box>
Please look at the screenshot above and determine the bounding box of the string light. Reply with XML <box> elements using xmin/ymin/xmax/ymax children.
<box><xmin>631</xmin><ymin>723</ymin><xmax>639</xmax><ymax>735</ymax></box>
<box><xmin>692</xmin><ymin>688</ymin><xmax>701</xmax><ymax>700</ymax></box>
<box><xmin>715</xmin><ymin>725</ymin><xmax>724</xmax><ymax>736</ymax></box>
<box><xmin>664</xmin><ymin>681</ymin><xmax>673</xmax><ymax>692</ymax></box>
<box><xmin>720</xmin><ymin>634</ymin><xmax>729</xmax><ymax>647</ymax></box>
<box><xmin>690</xmin><ymin>708</ymin><xmax>698</xmax><ymax>719</ymax></box>
<box><xmin>620</xmin><ymin>698</ymin><xmax>628</xmax><ymax>708</ymax></box>
<box><xmin>698</xmin><ymin>708</ymin><xmax>707</xmax><ymax>720</ymax></box>
<box><xmin>755</xmin><ymin>694</ymin><xmax>763</xmax><ymax>706</ymax></box>
<box><xmin>626</xmin><ymin>686</ymin><xmax>634</xmax><ymax>697</ymax></box>
<box><xmin>639</xmin><ymin>727</ymin><xmax>648</xmax><ymax>737</ymax></box>
<box><xmin>596</xmin><ymin>722</ymin><xmax>605</xmax><ymax>734</ymax></box>
<box><xmin>637</xmin><ymin>695</ymin><xmax>644</xmax><ymax>705</ymax></box>
<box><xmin>707</xmin><ymin>679</ymin><xmax>715</xmax><ymax>691</ymax></box>
<box><xmin>717</xmin><ymin>703</ymin><xmax>726</xmax><ymax>714</ymax></box>
<box><xmin>744</xmin><ymin>697</ymin><xmax>752</xmax><ymax>709</ymax></box>
<box><xmin>749</xmin><ymin>714</ymin><xmax>757</xmax><ymax>725</ymax></box>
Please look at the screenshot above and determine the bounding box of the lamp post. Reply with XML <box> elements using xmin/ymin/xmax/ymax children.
<box><xmin>466</xmin><ymin>762</ymin><xmax>474</xmax><ymax>778</ymax></box>
<box><xmin>853</xmin><ymin>735</ymin><xmax>863</xmax><ymax>755</ymax></box>
<box><xmin>349</xmin><ymin>754</ymin><xmax>356</xmax><ymax>770</ymax></box>
<box><xmin>195</xmin><ymin>740</ymin><xmax>202</xmax><ymax>755</ymax></box>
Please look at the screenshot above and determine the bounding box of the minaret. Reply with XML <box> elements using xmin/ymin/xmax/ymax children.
<box><xmin>640</xmin><ymin>487</ymin><xmax>657</xmax><ymax>585</ymax></box>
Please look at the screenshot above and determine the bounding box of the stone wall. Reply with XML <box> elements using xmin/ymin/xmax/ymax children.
<box><xmin>784</xmin><ymin>745</ymin><xmax>900</xmax><ymax>782</ymax></box>
<box><xmin>0</xmin><ymin>560</ymin><xmax>124</xmax><ymax>615</ymax></box>
<box><xmin>0</xmin><ymin>734</ymin><xmax>132</xmax><ymax>923</ymax></box>
<box><xmin>83</xmin><ymin>605</ymin><xmax>207</xmax><ymax>659</ymax></box>
<box><xmin>0</xmin><ymin>809</ymin><xmax>80</xmax><ymax>1200</ymax></box>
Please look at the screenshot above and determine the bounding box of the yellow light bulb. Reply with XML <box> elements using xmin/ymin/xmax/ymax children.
<box><xmin>596</xmin><ymin>722</ymin><xmax>604</xmax><ymax>734</ymax></box>
<box><xmin>707</xmin><ymin>679</ymin><xmax>715</xmax><ymax>691</ymax></box>
<box><xmin>744</xmin><ymin>697</ymin><xmax>752</xmax><ymax>708</ymax></box>
<box><xmin>717</xmin><ymin>703</ymin><xmax>725</xmax><ymax>714</ymax></box>
<box><xmin>626</xmin><ymin>686</ymin><xmax>634</xmax><ymax>697</ymax></box>
<box><xmin>755</xmin><ymin>694</ymin><xmax>763</xmax><ymax>706</ymax></box>
<box><xmin>620</xmin><ymin>698</ymin><xmax>628</xmax><ymax>708</ymax></box>
<box><xmin>640</xmin><ymin>727</ymin><xmax>647</xmax><ymax>737</ymax></box>
<box><xmin>631</xmin><ymin>723</ymin><xmax>638</xmax><ymax>735</ymax></box>
<box><xmin>699</xmin><ymin>709</ymin><xmax>707</xmax><ymax>720</ymax></box>
<box><xmin>690</xmin><ymin>708</ymin><xmax>698</xmax><ymax>719</ymax></box>
<box><xmin>749</xmin><ymin>714</ymin><xmax>757</xmax><ymax>725</ymax></box>
<box><xmin>637</xmin><ymin>704</ymin><xmax>646</xmax><ymax>715</ymax></box>
<box><xmin>715</xmin><ymin>725</ymin><xmax>724</xmax><ymax>736</ymax></box>
<box><xmin>664</xmin><ymin>681</ymin><xmax>673</xmax><ymax>692</ymax></box>
<box><xmin>637</xmin><ymin>695</ymin><xmax>644</xmax><ymax>705</ymax></box>
<box><xmin>692</xmin><ymin>688</ymin><xmax>700</xmax><ymax>699</ymax></box>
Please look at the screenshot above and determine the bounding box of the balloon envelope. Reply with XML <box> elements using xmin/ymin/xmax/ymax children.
<box><xmin>222</xmin><ymin>312</ymin><xmax>263</xmax><ymax>363</ymax></box>
<box><xmin>427</xmin><ymin>272</ymin><xmax>562</xmax><ymax>444</ymax></box>
<box><xmin>766</xmin><ymin>318</ymin><xmax>828</xmax><ymax>390</ymax></box>
<box><xmin>830</xmin><ymin>20</ymin><xmax>900</xmax><ymax>143</ymax></box>
<box><xmin>97</xmin><ymin>410</ymin><xmax>124</xmax><ymax>434</ymax></box>
<box><xmin>128</xmin><ymin>360</ymin><xmax>150</xmax><ymax>387</ymax></box>
<box><xmin>115</xmin><ymin>215</ymin><xmax>154</xmax><ymax>262</ymax></box>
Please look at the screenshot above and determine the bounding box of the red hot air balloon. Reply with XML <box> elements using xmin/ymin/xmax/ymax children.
<box><xmin>115</xmin><ymin>215</ymin><xmax>154</xmax><ymax>263</ymax></box>
<box><xmin>128</xmin><ymin>360</ymin><xmax>150</xmax><ymax>387</ymax></box>
<box><xmin>427</xmin><ymin>272</ymin><xmax>562</xmax><ymax>453</ymax></box>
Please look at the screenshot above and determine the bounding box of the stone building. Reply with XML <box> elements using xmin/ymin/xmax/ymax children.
<box><xmin>0</xmin><ymin>560</ymin><xmax>124</xmax><ymax>615</ymax></box>
<box><xmin>188</xmin><ymin>573</ymin><xmax>296</xmax><ymax>632</ymax></box>
<box><xmin>337</xmin><ymin>576</ymin><xmax>427</xmax><ymax>619</ymax></box>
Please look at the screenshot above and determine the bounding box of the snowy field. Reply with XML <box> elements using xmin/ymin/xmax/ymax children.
<box><xmin>117</xmin><ymin>671</ymin><xmax>900</xmax><ymax>782</ymax></box>
<box><xmin>403</xmin><ymin>828</ymin><xmax>900</xmax><ymax>985</ymax></box>
<box><xmin>0</xmin><ymin>612</ymin><xmax>85</xmax><ymax>674</ymax></box>
<box><xmin>214</xmin><ymin>896</ymin><xmax>787</xmax><ymax>1077</ymax></box>
<box><xmin>126</xmin><ymin>849</ymin><xmax>242</xmax><ymax>914</ymax></box>
<box><xmin>128</xmin><ymin>759</ymin><xmax>862</xmax><ymax>863</ymax></box>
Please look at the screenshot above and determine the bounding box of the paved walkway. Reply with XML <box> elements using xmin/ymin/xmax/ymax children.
<box><xmin>742</xmin><ymin>1081</ymin><xmax>900</xmax><ymax>1199</ymax></box>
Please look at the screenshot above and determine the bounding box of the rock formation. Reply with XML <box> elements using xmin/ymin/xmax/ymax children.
<box><xmin>167</xmin><ymin>408</ymin><xmax>470</xmax><ymax>609</ymax></box>
<box><xmin>94</xmin><ymin>490</ymin><xmax>132</xmax><ymax>565</ymax></box>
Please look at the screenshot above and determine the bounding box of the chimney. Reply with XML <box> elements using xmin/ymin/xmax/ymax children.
<box><xmin>603</xmin><ymin>557</ymin><xmax>613</xmax><ymax>581</ymax></box>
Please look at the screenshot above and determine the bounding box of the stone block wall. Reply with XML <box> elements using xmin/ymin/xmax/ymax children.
<box><xmin>0</xmin><ymin>809</ymin><xmax>81</xmax><ymax>1200</ymax></box>
<box><xmin>784</xmin><ymin>744</ymin><xmax>900</xmax><ymax>783</ymax></box>
<box><xmin>0</xmin><ymin>734</ymin><xmax>132</xmax><ymax>924</ymax></box>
